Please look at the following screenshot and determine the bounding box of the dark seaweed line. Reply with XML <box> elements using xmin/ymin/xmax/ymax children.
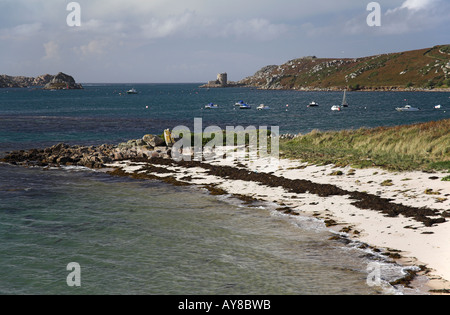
<box><xmin>133</xmin><ymin>157</ymin><xmax>447</xmax><ymax>227</ymax></box>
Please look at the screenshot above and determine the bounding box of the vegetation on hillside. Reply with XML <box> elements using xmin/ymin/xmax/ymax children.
<box><xmin>240</xmin><ymin>45</ymin><xmax>450</xmax><ymax>91</ymax></box>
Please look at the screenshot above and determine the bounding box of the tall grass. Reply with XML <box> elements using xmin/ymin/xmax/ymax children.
<box><xmin>280</xmin><ymin>119</ymin><xmax>450</xmax><ymax>171</ymax></box>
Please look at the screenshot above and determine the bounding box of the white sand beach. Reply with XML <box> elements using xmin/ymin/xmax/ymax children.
<box><xmin>105</xmin><ymin>152</ymin><xmax>450</xmax><ymax>293</ymax></box>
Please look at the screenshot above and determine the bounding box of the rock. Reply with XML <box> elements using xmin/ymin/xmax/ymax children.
<box><xmin>142</xmin><ymin>134</ymin><xmax>165</xmax><ymax>147</ymax></box>
<box><xmin>43</xmin><ymin>72</ymin><xmax>83</xmax><ymax>90</ymax></box>
<box><xmin>127</xmin><ymin>140</ymin><xmax>139</xmax><ymax>147</ymax></box>
<box><xmin>0</xmin><ymin>135</ymin><xmax>173</xmax><ymax>169</ymax></box>
<box><xmin>136</xmin><ymin>139</ymin><xmax>146</xmax><ymax>147</ymax></box>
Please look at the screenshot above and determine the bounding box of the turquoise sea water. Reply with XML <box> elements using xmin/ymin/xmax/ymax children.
<box><xmin>0</xmin><ymin>84</ymin><xmax>448</xmax><ymax>295</ymax></box>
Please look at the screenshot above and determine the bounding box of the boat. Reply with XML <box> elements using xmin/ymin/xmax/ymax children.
<box><xmin>341</xmin><ymin>90</ymin><xmax>349</xmax><ymax>107</ymax></box>
<box><xmin>235</xmin><ymin>100</ymin><xmax>245</xmax><ymax>106</ymax></box>
<box><xmin>308</xmin><ymin>101</ymin><xmax>319</xmax><ymax>107</ymax></box>
<box><xmin>395</xmin><ymin>105</ymin><xmax>420</xmax><ymax>112</ymax></box>
<box><xmin>127</xmin><ymin>88</ymin><xmax>138</xmax><ymax>94</ymax></box>
<box><xmin>331</xmin><ymin>105</ymin><xmax>342</xmax><ymax>111</ymax></box>
<box><xmin>257</xmin><ymin>104</ymin><xmax>270</xmax><ymax>110</ymax></box>
<box><xmin>435</xmin><ymin>104</ymin><xmax>442</xmax><ymax>109</ymax></box>
<box><xmin>240</xmin><ymin>103</ymin><xmax>252</xmax><ymax>109</ymax></box>
<box><xmin>205</xmin><ymin>103</ymin><xmax>218</xmax><ymax>109</ymax></box>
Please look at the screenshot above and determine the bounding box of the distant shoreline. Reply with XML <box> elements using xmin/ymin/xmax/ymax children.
<box><xmin>230</xmin><ymin>85</ymin><xmax>450</xmax><ymax>93</ymax></box>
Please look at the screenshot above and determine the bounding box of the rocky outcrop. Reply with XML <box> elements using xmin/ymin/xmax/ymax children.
<box><xmin>0</xmin><ymin>72</ymin><xmax>83</xmax><ymax>89</ymax></box>
<box><xmin>43</xmin><ymin>72</ymin><xmax>83</xmax><ymax>90</ymax></box>
<box><xmin>1</xmin><ymin>134</ymin><xmax>171</xmax><ymax>169</ymax></box>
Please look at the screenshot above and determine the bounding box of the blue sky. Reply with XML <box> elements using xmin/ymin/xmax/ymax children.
<box><xmin>0</xmin><ymin>0</ymin><xmax>449</xmax><ymax>83</ymax></box>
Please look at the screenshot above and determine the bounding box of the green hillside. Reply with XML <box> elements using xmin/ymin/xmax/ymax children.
<box><xmin>240</xmin><ymin>45</ymin><xmax>450</xmax><ymax>91</ymax></box>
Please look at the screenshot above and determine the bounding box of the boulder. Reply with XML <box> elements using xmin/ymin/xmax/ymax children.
<box><xmin>142</xmin><ymin>134</ymin><xmax>165</xmax><ymax>147</ymax></box>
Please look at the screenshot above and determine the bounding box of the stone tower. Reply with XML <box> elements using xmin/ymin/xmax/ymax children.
<box><xmin>217</xmin><ymin>73</ymin><xmax>228</xmax><ymax>87</ymax></box>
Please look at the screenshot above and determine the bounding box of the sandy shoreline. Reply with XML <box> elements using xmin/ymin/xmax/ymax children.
<box><xmin>105</xmin><ymin>151</ymin><xmax>450</xmax><ymax>294</ymax></box>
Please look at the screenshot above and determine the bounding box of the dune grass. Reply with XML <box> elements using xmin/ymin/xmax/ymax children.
<box><xmin>280</xmin><ymin>119</ymin><xmax>450</xmax><ymax>172</ymax></box>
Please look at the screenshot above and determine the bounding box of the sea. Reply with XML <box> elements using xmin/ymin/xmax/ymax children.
<box><xmin>0</xmin><ymin>84</ymin><xmax>449</xmax><ymax>295</ymax></box>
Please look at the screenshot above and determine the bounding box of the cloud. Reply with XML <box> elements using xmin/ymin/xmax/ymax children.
<box><xmin>222</xmin><ymin>18</ymin><xmax>289</xmax><ymax>41</ymax></box>
<box><xmin>76</xmin><ymin>39</ymin><xmax>111</xmax><ymax>56</ymax></box>
<box><xmin>341</xmin><ymin>0</ymin><xmax>448</xmax><ymax>36</ymax></box>
<box><xmin>140</xmin><ymin>11</ymin><xmax>198</xmax><ymax>39</ymax></box>
<box><xmin>0</xmin><ymin>23</ymin><xmax>42</xmax><ymax>40</ymax></box>
<box><xmin>397</xmin><ymin>0</ymin><xmax>436</xmax><ymax>11</ymax></box>
<box><xmin>382</xmin><ymin>0</ymin><xmax>445</xmax><ymax>34</ymax></box>
<box><xmin>43</xmin><ymin>41</ymin><xmax>60</xmax><ymax>60</ymax></box>
<box><xmin>138</xmin><ymin>10</ymin><xmax>289</xmax><ymax>41</ymax></box>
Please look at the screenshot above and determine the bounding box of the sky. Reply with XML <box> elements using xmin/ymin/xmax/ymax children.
<box><xmin>0</xmin><ymin>0</ymin><xmax>449</xmax><ymax>83</ymax></box>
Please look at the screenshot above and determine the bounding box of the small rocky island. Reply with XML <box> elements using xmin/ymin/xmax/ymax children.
<box><xmin>0</xmin><ymin>72</ymin><xmax>83</xmax><ymax>90</ymax></box>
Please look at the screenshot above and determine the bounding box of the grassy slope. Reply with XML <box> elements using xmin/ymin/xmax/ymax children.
<box><xmin>280</xmin><ymin>119</ymin><xmax>450</xmax><ymax>172</ymax></box>
<box><xmin>242</xmin><ymin>45</ymin><xmax>450</xmax><ymax>90</ymax></box>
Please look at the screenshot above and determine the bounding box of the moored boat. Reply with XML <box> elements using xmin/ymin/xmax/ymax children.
<box><xmin>396</xmin><ymin>105</ymin><xmax>420</xmax><ymax>112</ymax></box>
<box><xmin>331</xmin><ymin>105</ymin><xmax>342</xmax><ymax>111</ymax></box>
<box><xmin>205</xmin><ymin>103</ymin><xmax>218</xmax><ymax>109</ymax></box>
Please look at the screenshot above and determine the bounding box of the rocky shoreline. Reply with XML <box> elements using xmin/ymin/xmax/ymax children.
<box><xmin>1</xmin><ymin>134</ymin><xmax>171</xmax><ymax>169</ymax></box>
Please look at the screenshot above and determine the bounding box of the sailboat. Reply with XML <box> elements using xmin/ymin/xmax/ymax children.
<box><xmin>341</xmin><ymin>89</ymin><xmax>349</xmax><ymax>107</ymax></box>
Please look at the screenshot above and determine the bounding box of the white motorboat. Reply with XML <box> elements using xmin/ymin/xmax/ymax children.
<box><xmin>235</xmin><ymin>100</ymin><xmax>245</xmax><ymax>106</ymax></box>
<box><xmin>331</xmin><ymin>105</ymin><xmax>342</xmax><ymax>111</ymax></box>
<box><xmin>127</xmin><ymin>88</ymin><xmax>138</xmax><ymax>94</ymax></box>
<box><xmin>257</xmin><ymin>104</ymin><xmax>270</xmax><ymax>110</ymax></box>
<box><xmin>205</xmin><ymin>103</ymin><xmax>218</xmax><ymax>109</ymax></box>
<box><xmin>308</xmin><ymin>101</ymin><xmax>319</xmax><ymax>107</ymax></box>
<box><xmin>396</xmin><ymin>105</ymin><xmax>420</xmax><ymax>112</ymax></box>
<box><xmin>240</xmin><ymin>103</ymin><xmax>251</xmax><ymax>109</ymax></box>
<box><xmin>435</xmin><ymin>104</ymin><xmax>442</xmax><ymax>109</ymax></box>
